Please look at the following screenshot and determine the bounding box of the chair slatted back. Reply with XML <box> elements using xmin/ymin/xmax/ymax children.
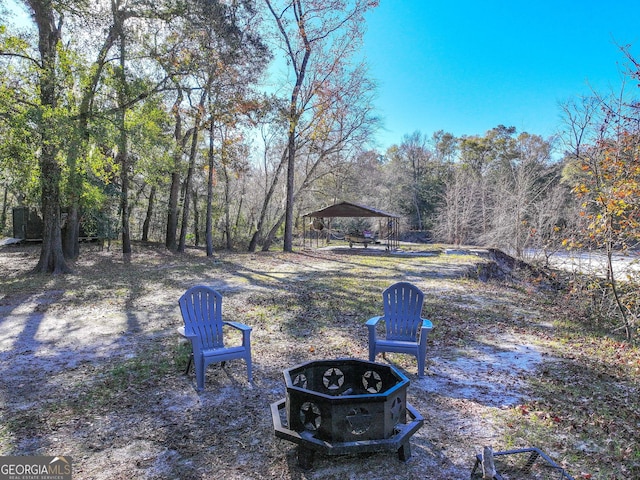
<box><xmin>382</xmin><ymin>282</ymin><xmax>424</xmax><ymax>341</ymax></box>
<box><xmin>179</xmin><ymin>286</ymin><xmax>225</xmax><ymax>350</ymax></box>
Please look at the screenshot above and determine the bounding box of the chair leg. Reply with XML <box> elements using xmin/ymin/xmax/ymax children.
<box><xmin>194</xmin><ymin>357</ymin><xmax>205</xmax><ymax>391</ymax></box>
<box><xmin>246</xmin><ymin>355</ymin><xmax>253</xmax><ymax>384</ymax></box>
<box><xmin>417</xmin><ymin>353</ymin><xmax>425</xmax><ymax>378</ymax></box>
<box><xmin>184</xmin><ymin>353</ymin><xmax>193</xmax><ymax>375</ymax></box>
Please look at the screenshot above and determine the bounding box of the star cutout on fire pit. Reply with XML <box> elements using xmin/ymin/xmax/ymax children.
<box><xmin>346</xmin><ymin>407</ymin><xmax>372</xmax><ymax>435</ymax></box>
<box><xmin>322</xmin><ymin>368</ymin><xmax>344</xmax><ymax>390</ymax></box>
<box><xmin>299</xmin><ymin>401</ymin><xmax>321</xmax><ymax>431</ymax></box>
<box><xmin>362</xmin><ymin>370</ymin><xmax>383</xmax><ymax>393</ymax></box>
<box><xmin>292</xmin><ymin>373</ymin><xmax>308</xmax><ymax>389</ymax></box>
<box><xmin>390</xmin><ymin>396</ymin><xmax>403</xmax><ymax>422</ymax></box>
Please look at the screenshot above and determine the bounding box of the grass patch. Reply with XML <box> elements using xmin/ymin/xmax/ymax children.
<box><xmin>491</xmin><ymin>291</ymin><xmax>640</xmax><ymax>479</ymax></box>
<box><xmin>81</xmin><ymin>351</ymin><xmax>178</xmax><ymax>410</ymax></box>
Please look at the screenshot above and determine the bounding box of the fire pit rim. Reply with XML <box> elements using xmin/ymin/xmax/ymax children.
<box><xmin>282</xmin><ymin>357</ymin><xmax>410</xmax><ymax>398</ymax></box>
<box><xmin>285</xmin><ymin>385</ymin><xmax>406</xmax><ymax>401</ymax></box>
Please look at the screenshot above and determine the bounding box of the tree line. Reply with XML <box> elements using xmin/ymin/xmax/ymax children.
<box><xmin>0</xmin><ymin>0</ymin><xmax>379</xmax><ymax>273</ymax></box>
<box><xmin>1</xmin><ymin>2</ymin><xmax>640</xmax><ymax>296</ymax></box>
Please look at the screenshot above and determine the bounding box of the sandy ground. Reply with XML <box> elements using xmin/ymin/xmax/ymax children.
<box><xmin>0</xmin><ymin>243</ymin><xmax>557</xmax><ymax>479</ymax></box>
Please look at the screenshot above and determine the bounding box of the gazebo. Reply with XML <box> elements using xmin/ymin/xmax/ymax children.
<box><xmin>302</xmin><ymin>201</ymin><xmax>400</xmax><ymax>250</ymax></box>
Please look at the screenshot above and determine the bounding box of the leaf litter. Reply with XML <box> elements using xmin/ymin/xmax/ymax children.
<box><xmin>0</xmin><ymin>242</ymin><xmax>638</xmax><ymax>479</ymax></box>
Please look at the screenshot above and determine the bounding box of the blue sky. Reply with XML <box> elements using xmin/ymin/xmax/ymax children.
<box><xmin>362</xmin><ymin>1</ymin><xmax>640</xmax><ymax>150</ymax></box>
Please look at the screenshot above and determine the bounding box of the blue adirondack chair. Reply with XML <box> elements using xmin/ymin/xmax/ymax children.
<box><xmin>365</xmin><ymin>282</ymin><xmax>433</xmax><ymax>377</ymax></box>
<box><xmin>178</xmin><ymin>285</ymin><xmax>253</xmax><ymax>390</ymax></box>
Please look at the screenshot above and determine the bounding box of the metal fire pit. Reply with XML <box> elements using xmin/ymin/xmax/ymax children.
<box><xmin>270</xmin><ymin>358</ymin><xmax>424</xmax><ymax>469</ymax></box>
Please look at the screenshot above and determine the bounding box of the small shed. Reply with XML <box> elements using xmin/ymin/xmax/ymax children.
<box><xmin>12</xmin><ymin>207</ymin><xmax>43</xmax><ymax>241</ymax></box>
<box><xmin>303</xmin><ymin>201</ymin><xmax>400</xmax><ymax>250</ymax></box>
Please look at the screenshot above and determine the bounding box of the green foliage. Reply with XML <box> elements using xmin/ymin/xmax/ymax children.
<box><xmin>0</xmin><ymin>85</ymin><xmax>40</xmax><ymax>203</ymax></box>
<box><xmin>383</xmin><ymin>131</ymin><xmax>447</xmax><ymax>230</ymax></box>
<box><xmin>127</xmin><ymin>97</ymin><xmax>174</xmax><ymax>184</ymax></box>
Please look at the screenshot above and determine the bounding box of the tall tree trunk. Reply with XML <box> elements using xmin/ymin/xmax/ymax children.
<box><xmin>192</xmin><ymin>189</ymin><xmax>200</xmax><ymax>247</ymax></box>
<box><xmin>118</xmin><ymin>147</ymin><xmax>131</xmax><ymax>255</ymax></box>
<box><xmin>142</xmin><ymin>185</ymin><xmax>156</xmax><ymax>242</ymax></box>
<box><xmin>166</xmin><ymin>170</ymin><xmax>180</xmax><ymax>250</ymax></box>
<box><xmin>261</xmin><ymin>149</ymin><xmax>324</xmax><ymax>251</ymax></box>
<box><xmin>222</xmin><ymin>161</ymin><xmax>232</xmax><ymax>250</ymax></box>
<box><xmin>62</xmin><ymin>204</ymin><xmax>80</xmax><ymax>259</ymax></box>
<box><xmin>0</xmin><ymin>185</ymin><xmax>8</xmax><ymax>232</ymax></box>
<box><xmin>29</xmin><ymin>0</ymin><xmax>70</xmax><ymax>274</ymax></box>
<box><xmin>283</xmin><ymin>120</ymin><xmax>296</xmax><ymax>252</ymax></box>
<box><xmin>205</xmin><ymin>119</ymin><xmax>215</xmax><ymax>257</ymax></box>
<box><xmin>178</xmin><ymin>85</ymin><xmax>210</xmax><ymax>252</ymax></box>
<box><xmin>265</xmin><ymin>0</ymin><xmax>312</xmax><ymax>253</ymax></box>
<box><xmin>262</xmin><ymin>211</ymin><xmax>285</xmax><ymax>252</ymax></box>
<box><xmin>37</xmin><ymin>162</ymin><xmax>69</xmax><ymax>273</ymax></box>
<box><xmin>166</xmin><ymin>88</ymin><xmax>184</xmax><ymax>251</ymax></box>
<box><xmin>117</xmin><ymin>27</ymin><xmax>131</xmax><ymax>256</ymax></box>
<box><xmin>234</xmin><ymin>184</ymin><xmax>244</xmax><ymax>233</ymax></box>
<box><xmin>177</xmin><ymin>126</ymin><xmax>198</xmax><ymax>253</ymax></box>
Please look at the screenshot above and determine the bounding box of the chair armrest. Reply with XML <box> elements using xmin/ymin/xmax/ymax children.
<box><xmin>177</xmin><ymin>326</ymin><xmax>198</xmax><ymax>340</ymax></box>
<box><xmin>224</xmin><ymin>321</ymin><xmax>252</xmax><ymax>332</ymax></box>
<box><xmin>366</xmin><ymin>316</ymin><xmax>382</xmax><ymax>347</ymax></box>
<box><xmin>177</xmin><ymin>325</ymin><xmax>203</xmax><ymax>352</ymax></box>
<box><xmin>224</xmin><ymin>321</ymin><xmax>252</xmax><ymax>349</ymax></box>
<box><xmin>419</xmin><ymin>318</ymin><xmax>433</xmax><ymax>348</ymax></box>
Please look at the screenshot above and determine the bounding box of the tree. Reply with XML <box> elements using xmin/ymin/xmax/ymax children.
<box><xmin>246</xmin><ymin>96</ymin><xmax>288</xmax><ymax>252</ymax></box>
<box><xmin>58</xmin><ymin>2</ymin><xmax>123</xmax><ymax>259</ymax></box>
<box><xmin>263</xmin><ymin>0</ymin><xmax>378</xmax><ymax>252</ymax></box>
<box><xmin>384</xmin><ymin>131</ymin><xmax>447</xmax><ymax>231</ymax></box>
<box><xmin>431</xmin><ymin>129</ymin><xmax>458</xmax><ymax>164</ymax></box>
<box><xmin>113</xmin><ymin>4</ymin><xmax>133</xmax><ymax>255</ymax></box>
<box><xmin>562</xmin><ymin>83</ymin><xmax>640</xmax><ymax>339</ymax></box>
<box><xmin>216</xmin><ymin>128</ymin><xmax>250</xmax><ymax>250</ymax></box>
<box><xmin>258</xmin><ymin>59</ymin><xmax>379</xmax><ymax>251</ymax></box>
<box><xmin>487</xmin><ymin>132</ymin><xmax>558</xmax><ymax>258</ymax></box>
<box><xmin>316</xmin><ymin>149</ymin><xmax>386</xmax><ymax>213</ymax></box>
<box><xmin>158</xmin><ymin>0</ymin><xmax>267</xmax><ymax>253</ymax></box>
<box><xmin>177</xmin><ymin>87</ymin><xmax>208</xmax><ymax>253</ymax></box>
<box><xmin>0</xmin><ymin>34</ymin><xmax>40</xmax><ymax>233</ymax></box>
<box><xmin>128</xmin><ymin>98</ymin><xmax>173</xmax><ymax>244</ymax></box>
<box><xmin>435</xmin><ymin>126</ymin><xmax>560</xmax><ymax>254</ymax></box>
<box><xmin>24</xmin><ymin>0</ymin><xmax>70</xmax><ymax>273</ymax></box>
<box><xmin>435</xmin><ymin>161</ymin><xmax>478</xmax><ymax>245</ymax></box>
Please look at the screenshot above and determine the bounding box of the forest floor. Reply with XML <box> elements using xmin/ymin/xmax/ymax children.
<box><xmin>0</xmin><ymin>241</ymin><xmax>638</xmax><ymax>479</ymax></box>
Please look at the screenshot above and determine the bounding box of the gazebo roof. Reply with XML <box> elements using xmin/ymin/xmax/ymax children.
<box><xmin>304</xmin><ymin>201</ymin><xmax>400</xmax><ymax>218</ymax></box>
